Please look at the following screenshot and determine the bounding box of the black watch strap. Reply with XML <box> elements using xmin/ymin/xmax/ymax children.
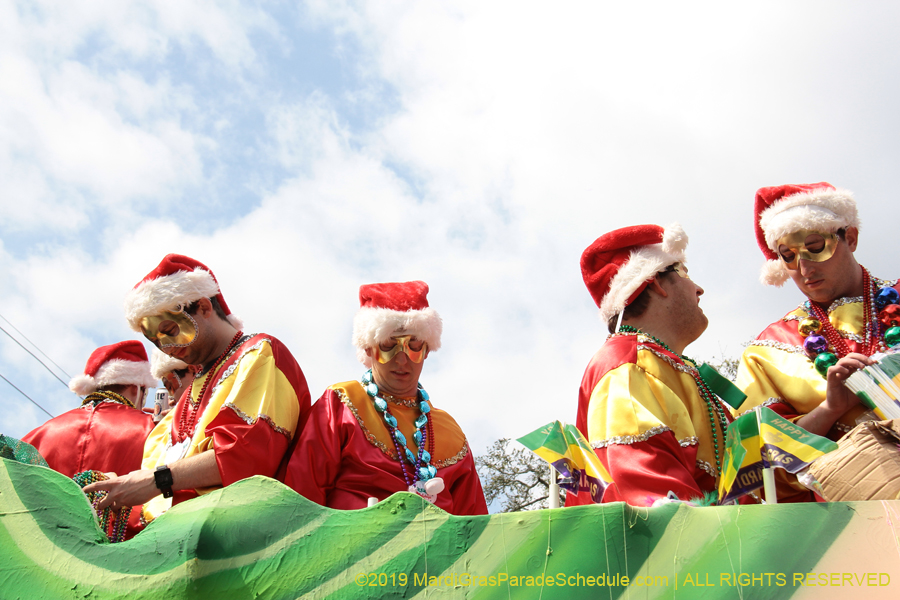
<box><xmin>154</xmin><ymin>465</ymin><xmax>174</xmax><ymax>499</ymax></box>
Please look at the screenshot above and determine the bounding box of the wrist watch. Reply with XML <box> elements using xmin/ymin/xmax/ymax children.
<box><xmin>154</xmin><ymin>465</ymin><xmax>174</xmax><ymax>498</ymax></box>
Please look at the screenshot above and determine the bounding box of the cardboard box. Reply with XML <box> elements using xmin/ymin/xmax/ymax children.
<box><xmin>808</xmin><ymin>419</ymin><xmax>900</xmax><ymax>501</ymax></box>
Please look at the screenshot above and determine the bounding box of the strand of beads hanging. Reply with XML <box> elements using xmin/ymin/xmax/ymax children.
<box><xmin>362</xmin><ymin>369</ymin><xmax>445</xmax><ymax>503</ymax></box>
<box><xmin>799</xmin><ymin>269</ymin><xmax>900</xmax><ymax>377</ymax></box>
<box><xmin>73</xmin><ymin>470</ymin><xmax>132</xmax><ymax>543</ymax></box>
<box><xmin>177</xmin><ymin>330</ymin><xmax>245</xmax><ymax>443</ymax></box>
<box><xmin>615</xmin><ymin>325</ymin><xmax>726</xmax><ymax>476</ymax></box>
<box><xmin>81</xmin><ymin>390</ymin><xmax>135</xmax><ymax>409</ymax></box>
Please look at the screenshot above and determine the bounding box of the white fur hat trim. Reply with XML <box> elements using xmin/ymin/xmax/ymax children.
<box><xmin>150</xmin><ymin>347</ymin><xmax>189</xmax><ymax>380</ymax></box>
<box><xmin>124</xmin><ymin>268</ymin><xmax>220</xmax><ymax>331</ymax></box>
<box><xmin>759</xmin><ymin>188</ymin><xmax>859</xmax><ymax>251</ymax></box>
<box><xmin>69</xmin><ymin>358</ymin><xmax>157</xmax><ymax>396</ymax></box>
<box><xmin>352</xmin><ymin>307</ymin><xmax>442</xmax><ymax>367</ymax></box>
<box><xmin>598</xmin><ymin>223</ymin><xmax>688</xmax><ymax>324</ymax></box>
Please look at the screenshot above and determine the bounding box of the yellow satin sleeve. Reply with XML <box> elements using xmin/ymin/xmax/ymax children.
<box><xmin>737</xmin><ymin>345</ymin><xmax>826</xmax><ymax>416</ymax></box>
<box><xmin>585</xmin><ymin>353</ymin><xmax>708</xmax><ymax>448</ymax></box>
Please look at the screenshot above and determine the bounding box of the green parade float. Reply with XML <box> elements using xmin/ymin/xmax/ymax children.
<box><xmin>1</xmin><ymin>454</ymin><xmax>897</xmax><ymax>599</ymax></box>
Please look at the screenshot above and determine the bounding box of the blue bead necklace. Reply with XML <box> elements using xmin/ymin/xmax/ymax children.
<box><xmin>362</xmin><ymin>369</ymin><xmax>443</xmax><ymax>501</ymax></box>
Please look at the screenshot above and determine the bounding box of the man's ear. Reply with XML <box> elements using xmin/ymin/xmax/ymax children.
<box><xmin>197</xmin><ymin>297</ymin><xmax>213</xmax><ymax>318</ymax></box>
<box><xmin>365</xmin><ymin>347</ymin><xmax>373</xmax><ymax>358</ymax></box>
<box><xmin>647</xmin><ymin>278</ymin><xmax>669</xmax><ymax>298</ymax></box>
<box><xmin>844</xmin><ymin>227</ymin><xmax>859</xmax><ymax>252</ymax></box>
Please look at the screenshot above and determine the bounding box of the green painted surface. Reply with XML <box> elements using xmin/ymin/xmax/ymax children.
<box><xmin>0</xmin><ymin>458</ymin><xmax>890</xmax><ymax>599</ymax></box>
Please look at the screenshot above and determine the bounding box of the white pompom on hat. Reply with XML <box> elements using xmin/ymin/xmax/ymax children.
<box><xmin>754</xmin><ymin>183</ymin><xmax>860</xmax><ymax>286</ymax></box>
<box><xmin>124</xmin><ymin>254</ymin><xmax>243</xmax><ymax>331</ymax></box>
<box><xmin>69</xmin><ymin>340</ymin><xmax>157</xmax><ymax>396</ymax></box>
<box><xmin>352</xmin><ymin>281</ymin><xmax>442</xmax><ymax>367</ymax></box>
<box><xmin>581</xmin><ymin>223</ymin><xmax>689</xmax><ymax>325</ymax></box>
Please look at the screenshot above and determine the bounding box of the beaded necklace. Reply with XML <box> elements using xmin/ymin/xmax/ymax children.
<box><xmin>81</xmin><ymin>391</ymin><xmax>135</xmax><ymax>409</ymax></box>
<box><xmin>799</xmin><ymin>267</ymin><xmax>900</xmax><ymax>376</ymax></box>
<box><xmin>176</xmin><ymin>330</ymin><xmax>245</xmax><ymax>443</ymax></box>
<box><xmin>618</xmin><ymin>324</ymin><xmax>728</xmax><ymax>476</ymax></box>
<box><xmin>361</xmin><ymin>369</ymin><xmax>444</xmax><ymax>502</ymax></box>
<box><xmin>73</xmin><ymin>470</ymin><xmax>131</xmax><ymax>543</ymax></box>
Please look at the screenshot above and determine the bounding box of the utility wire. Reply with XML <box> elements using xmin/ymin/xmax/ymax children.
<box><xmin>0</xmin><ymin>371</ymin><xmax>54</xmax><ymax>418</ymax></box>
<box><xmin>0</xmin><ymin>323</ymin><xmax>70</xmax><ymax>389</ymax></box>
<box><xmin>0</xmin><ymin>312</ymin><xmax>72</xmax><ymax>379</ymax></box>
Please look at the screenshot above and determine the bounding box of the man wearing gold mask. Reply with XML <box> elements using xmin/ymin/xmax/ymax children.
<box><xmin>84</xmin><ymin>254</ymin><xmax>311</xmax><ymax>523</ymax></box>
<box><xmin>737</xmin><ymin>183</ymin><xmax>900</xmax><ymax>500</ymax></box>
<box><xmin>283</xmin><ymin>281</ymin><xmax>487</xmax><ymax>515</ymax></box>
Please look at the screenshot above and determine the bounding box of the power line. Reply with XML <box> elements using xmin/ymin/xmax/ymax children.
<box><xmin>0</xmin><ymin>371</ymin><xmax>54</xmax><ymax>418</ymax></box>
<box><xmin>0</xmin><ymin>312</ymin><xmax>72</xmax><ymax>379</ymax></box>
<box><xmin>0</xmin><ymin>323</ymin><xmax>70</xmax><ymax>389</ymax></box>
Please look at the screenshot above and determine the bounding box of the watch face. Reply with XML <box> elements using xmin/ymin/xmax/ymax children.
<box><xmin>154</xmin><ymin>465</ymin><xmax>175</xmax><ymax>493</ymax></box>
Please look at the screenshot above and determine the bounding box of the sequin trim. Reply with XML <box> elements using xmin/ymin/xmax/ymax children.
<box><xmin>761</xmin><ymin>398</ymin><xmax>787</xmax><ymax>409</ymax></box>
<box><xmin>434</xmin><ymin>444</ymin><xmax>468</xmax><ymax>468</ymax></box>
<box><xmin>381</xmin><ymin>393</ymin><xmax>419</xmax><ymax>408</ymax></box>
<box><xmin>338</xmin><ymin>388</ymin><xmax>396</xmax><ymax>459</ymax></box>
<box><xmin>745</xmin><ymin>339</ymin><xmax>807</xmax><ymax>355</ymax></box>
<box><xmin>337</xmin><ymin>388</ymin><xmax>466</xmax><ymax>467</ymax></box>
<box><xmin>591</xmin><ymin>424</ymin><xmax>671</xmax><ymax>448</ymax></box>
<box><xmin>639</xmin><ymin>345</ymin><xmax>699</xmax><ymax>376</ymax></box>
<box><xmin>223</xmin><ymin>402</ymin><xmax>292</xmax><ymax>439</ymax></box>
<box><xmin>832</xmin><ymin>421</ymin><xmax>852</xmax><ymax>434</ymax></box>
<box><xmin>679</xmin><ymin>436</ymin><xmax>699</xmax><ymax>447</ymax></box>
<box><xmin>696</xmin><ymin>460</ymin><xmax>716</xmax><ymax>479</ymax></box>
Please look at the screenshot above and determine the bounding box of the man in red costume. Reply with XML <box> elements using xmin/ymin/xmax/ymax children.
<box><xmin>85</xmin><ymin>254</ymin><xmax>311</xmax><ymax>523</ymax></box>
<box><xmin>23</xmin><ymin>340</ymin><xmax>156</xmax><ymax>478</ymax></box>
<box><xmin>736</xmin><ymin>183</ymin><xmax>899</xmax><ymax>502</ymax></box>
<box><xmin>284</xmin><ymin>281</ymin><xmax>487</xmax><ymax>515</ymax></box>
<box><xmin>568</xmin><ymin>224</ymin><xmax>734</xmax><ymax>507</ymax></box>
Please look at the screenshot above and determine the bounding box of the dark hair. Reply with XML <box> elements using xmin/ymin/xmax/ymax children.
<box><xmin>101</xmin><ymin>383</ymin><xmax>133</xmax><ymax>395</ymax></box>
<box><xmin>605</xmin><ymin>268</ymin><xmax>676</xmax><ymax>333</ymax></box>
<box><xmin>835</xmin><ymin>227</ymin><xmax>847</xmax><ymax>241</ymax></box>
<box><xmin>185</xmin><ymin>296</ymin><xmax>230</xmax><ymax>322</ymax></box>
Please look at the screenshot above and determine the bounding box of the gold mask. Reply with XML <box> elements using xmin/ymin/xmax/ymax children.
<box><xmin>140</xmin><ymin>309</ymin><xmax>199</xmax><ymax>348</ymax></box>
<box><xmin>775</xmin><ymin>230</ymin><xmax>839</xmax><ymax>270</ymax></box>
<box><xmin>374</xmin><ymin>335</ymin><xmax>428</xmax><ymax>364</ymax></box>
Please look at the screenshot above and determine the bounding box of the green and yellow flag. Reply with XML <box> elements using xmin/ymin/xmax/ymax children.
<box><xmin>517</xmin><ymin>421</ymin><xmax>613</xmax><ymax>503</ymax></box>
<box><xmin>718</xmin><ymin>406</ymin><xmax>838</xmax><ymax>504</ymax></box>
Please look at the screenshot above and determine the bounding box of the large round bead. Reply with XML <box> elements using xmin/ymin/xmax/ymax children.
<box><xmin>814</xmin><ymin>352</ymin><xmax>838</xmax><ymax>377</ymax></box>
<box><xmin>879</xmin><ymin>304</ymin><xmax>900</xmax><ymax>328</ymax></box>
<box><xmin>798</xmin><ymin>318</ymin><xmax>822</xmax><ymax>337</ymax></box>
<box><xmin>803</xmin><ymin>333</ymin><xmax>829</xmax><ymax>355</ymax></box>
<box><xmin>875</xmin><ymin>287</ymin><xmax>900</xmax><ymax>309</ymax></box>
<box><xmin>885</xmin><ymin>327</ymin><xmax>900</xmax><ymax>348</ymax></box>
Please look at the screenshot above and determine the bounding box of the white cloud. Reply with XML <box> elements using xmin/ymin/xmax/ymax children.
<box><xmin>4</xmin><ymin>0</ymin><xmax>900</xmax><ymax>467</ymax></box>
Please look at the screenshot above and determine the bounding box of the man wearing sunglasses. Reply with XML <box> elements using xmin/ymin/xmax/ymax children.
<box><xmin>737</xmin><ymin>183</ymin><xmax>899</xmax><ymax>500</ymax></box>
<box><xmin>568</xmin><ymin>224</ymin><xmax>737</xmax><ymax>507</ymax></box>
<box><xmin>283</xmin><ymin>280</ymin><xmax>487</xmax><ymax>515</ymax></box>
<box><xmin>84</xmin><ymin>254</ymin><xmax>311</xmax><ymax>522</ymax></box>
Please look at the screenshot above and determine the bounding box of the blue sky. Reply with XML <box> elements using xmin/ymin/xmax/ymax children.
<box><xmin>3</xmin><ymin>1</ymin><xmax>900</xmax><ymax>457</ymax></box>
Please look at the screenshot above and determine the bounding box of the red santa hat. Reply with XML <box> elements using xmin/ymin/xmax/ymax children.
<box><xmin>150</xmin><ymin>347</ymin><xmax>189</xmax><ymax>380</ymax></box>
<box><xmin>755</xmin><ymin>182</ymin><xmax>860</xmax><ymax>286</ymax></box>
<box><xmin>352</xmin><ymin>281</ymin><xmax>442</xmax><ymax>367</ymax></box>
<box><xmin>123</xmin><ymin>254</ymin><xmax>243</xmax><ymax>331</ymax></box>
<box><xmin>69</xmin><ymin>340</ymin><xmax>157</xmax><ymax>396</ymax></box>
<box><xmin>581</xmin><ymin>223</ymin><xmax>689</xmax><ymax>325</ymax></box>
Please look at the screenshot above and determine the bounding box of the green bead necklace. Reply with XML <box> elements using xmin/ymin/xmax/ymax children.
<box><xmin>618</xmin><ymin>324</ymin><xmax>727</xmax><ymax>476</ymax></box>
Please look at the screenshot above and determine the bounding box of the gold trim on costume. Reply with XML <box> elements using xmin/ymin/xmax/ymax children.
<box><xmin>696</xmin><ymin>459</ymin><xmax>716</xmax><ymax>480</ymax></box>
<box><xmin>380</xmin><ymin>393</ymin><xmax>419</xmax><ymax>408</ymax></box>
<box><xmin>591</xmin><ymin>424</ymin><xmax>671</xmax><ymax>448</ymax></box>
<box><xmin>337</xmin><ymin>388</ymin><xmax>397</xmax><ymax>459</ymax></box>
<box><xmin>434</xmin><ymin>444</ymin><xmax>468</xmax><ymax>468</ymax></box>
<box><xmin>679</xmin><ymin>436</ymin><xmax>699</xmax><ymax>447</ymax></box>
<box><xmin>760</xmin><ymin>398</ymin><xmax>787</xmax><ymax>409</ymax></box>
<box><xmin>640</xmin><ymin>346</ymin><xmax>697</xmax><ymax>376</ymax></box>
<box><xmin>746</xmin><ymin>339</ymin><xmax>807</xmax><ymax>355</ymax></box>
<box><xmin>223</xmin><ymin>402</ymin><xmax>292</xmax><ymax>439</ymax></box>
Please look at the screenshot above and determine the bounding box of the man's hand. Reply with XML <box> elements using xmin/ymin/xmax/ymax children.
<box><xmin>822</xmin><ymin>352</ymin><xmax>872</xmax><ymax>414</ymax></box>
<box><xmin>797</xmin><ymin>352</ymin><xmax>872</xmax><ymax>436</ymax></box>
<box><xmin>83</xmin><ymin>469</ymin><xmax>158</xmax><ymax>511</ymax></box>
